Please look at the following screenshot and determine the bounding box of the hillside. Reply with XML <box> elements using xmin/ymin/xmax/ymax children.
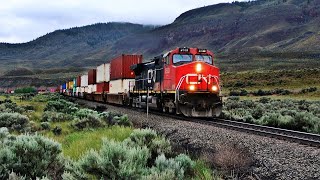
<box><xmin>0</xmin><ymin>23</ymin><xmax>154</xmax><ymax>70</ymax></box>
<box><xmin>0</xmin><ymin>0</ymin><xmax>320</xmax><ymax>87</ymax></box>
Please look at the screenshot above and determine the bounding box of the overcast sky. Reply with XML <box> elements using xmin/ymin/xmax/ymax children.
<box><xmin>0</xmin><ymin>0</ymin><xmax>246</xmax><ymax>43</ymax></box>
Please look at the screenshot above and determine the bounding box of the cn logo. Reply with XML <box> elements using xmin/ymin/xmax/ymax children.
<box><xmin>185</xmin><ymin>74</ymin><xmax>211</xmax><ymax>85</ymax></box>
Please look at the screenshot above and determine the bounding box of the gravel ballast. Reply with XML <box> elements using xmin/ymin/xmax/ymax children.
<box><xmin>73</xmin><ymin>98</ymin><xmax>320</xmax><ymax>180</ymax></box>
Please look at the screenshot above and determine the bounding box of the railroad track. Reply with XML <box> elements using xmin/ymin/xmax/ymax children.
<box><xmin>68</xmin><ymin>96</ymin><xmax>320</xmax><ymax>147</ymax></box>
<box><xmin>150</xmin><ymin>111</ymin><xmax>320</xmax><ymax>147</ymax></box>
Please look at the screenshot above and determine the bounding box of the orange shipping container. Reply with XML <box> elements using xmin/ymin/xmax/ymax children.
<box><xmin>96</xmin><ymin>82</ymin><xmax>109</xmax><ymax>93</ymax></box>
<box><xmin>77</xmin><ymin>76</ymin><xmax>81</xmax><ymax>87</ymax></box>
<box><xmin>110</xmin><ymin>54</ymin><xmax>142</xmax><ymax>80</ymax></box>
<box><xmin>88</xmin><ymin>69</ymin><xmax>97</xmax><ymax>85</ymax></box>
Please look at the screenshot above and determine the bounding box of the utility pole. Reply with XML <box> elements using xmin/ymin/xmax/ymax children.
<box><xmin>146</xmin><ymin>87</ymin><xmax>149</xmax><ymax>118</ymax></box>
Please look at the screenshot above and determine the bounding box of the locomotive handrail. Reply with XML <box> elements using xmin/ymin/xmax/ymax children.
<box><xmin>175</xmin><ymin>75</ymin><xmax>187</xmax><ymax>102</ymax></box>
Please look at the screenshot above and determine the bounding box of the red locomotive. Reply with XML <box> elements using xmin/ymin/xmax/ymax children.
<box><xmin>131</xmin><ymin>47</ymin><xmax>222</xmax><ymax>117</ymax></box>
<box><xmin>61</xmin><ymin>47</ymin><xmax>222</xmax><ymax>117</ymax></box>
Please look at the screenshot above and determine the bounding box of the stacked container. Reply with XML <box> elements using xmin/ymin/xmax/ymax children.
<box><xmin>96</xmin><ymin>63</ymin><xmax>110</xmax><ymax>94</ymax></box>
<box><xmin>88</xmin><ymin>69</ymin><xmax>97</xmax><ymax>85</ymax></box>
<box><xmin>80</xmin><ymin>74</ymin><xmax>88</xmax><ymax>96</ymax></box>
<box><xmin>109</xmin><ymin>54</ymin><xmax>142</xmax><ymax>94</ymax></box>
<box><xmin>73</xmin><ymin>78</ymin><xmax>77</xmax><ymax>96</ymax></box>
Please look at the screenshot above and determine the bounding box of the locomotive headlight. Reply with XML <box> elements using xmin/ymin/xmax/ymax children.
<box><xmin>189</xmin><ymin>85</ymin><xmax>196</xmax><ymax>91</ymax></box>
<box><xmin>212</xmin><ymin>85</ymin><xmax>219</xmax><ymax>92</ymax></box>
<box><xmin>196</xmin><ymin>63</ymin><xmax>202</xmax><ymax>73</ymax></box>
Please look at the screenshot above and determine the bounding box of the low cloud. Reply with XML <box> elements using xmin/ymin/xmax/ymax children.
<box><xmin>0</xmin><ymin>0</ymin><xmax>245</xmax><ymax>43</ymax></box>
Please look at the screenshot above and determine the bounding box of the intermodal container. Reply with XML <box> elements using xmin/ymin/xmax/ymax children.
<box><xmin>73</xmin><ymin>78</ymin><xmax>77</xmax><ymax>88</ymax></box>
<box><xmin>88</xmin><ymin>84</ymin><xmax>97</xmax><ymax>94</ymax></box>
<box><xmin>77</xmin><ymin>76</ymin><xmax>81</xmax><ymax>87</ymax></box>
<box><xmin>81</xmin><ymin>75</ymin><xmax>88</xmax><ymax>87</ymax></box>
<box><xmin>110</xmin><ymin>54</ymin><xmax>142</xmax><ymax>80</ymax></box>
<box><xmin>68</xmin><ymin>81</ymin><xmax>74</xmax><ymax>89</ymax></box>
<box><xmin>76</xmin><ymin>87</ymin><xmax>81</xmax><ymax>95</ymax></box>
<box><xmin>96</xmin><ymin>63</ymin><xmax>110</xmax><ymax>83</ymax></box>
<box><xmin>88</xmin><ymin>69</ymin><xmax>97</xmax><ymax>85</ymax></box>
<box><xmin>109</xmin><ymin>79</ymin><xmax>135</xmax><ymax>94</ymax></box>
<box><xmin>96</xmin><ymin>82</ymin><xmax>109</xmax><ymax>93</ymax></box>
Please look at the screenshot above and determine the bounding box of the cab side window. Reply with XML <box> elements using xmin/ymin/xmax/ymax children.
<box><xmin>165</xmin><ymin>56</ymin><xmax>170</xmax><ymax>65</ymax></box>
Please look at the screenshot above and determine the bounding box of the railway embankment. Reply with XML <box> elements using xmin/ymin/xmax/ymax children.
<box><xmin>71</xmin><ymin>97</ymin><xmax>320</xmax><ymax>180</ymax></box>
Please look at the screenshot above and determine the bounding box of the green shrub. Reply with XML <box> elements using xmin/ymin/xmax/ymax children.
<box><xmin>0</xmin><ymin>102</ymin><xmax>25</xmax><ymax>113</ymax></box>
<box><xmin>113</xmin><ymin>114</ymin><xmax>133</xmax><ymax>127</ymax></box>
<box><xmin>52</xmin><ymin>126</ymin><xmax>62</xmax><ymax>135</ymax></box>
<box><xmin>0</xmin><ymin>113</ymin><xmax>29</xmax><ymax>131</ymax></box>
<box><xmin>14</xmin><ymin>87</ymin><xmax>37</xmax><ymax>94</ymax></box>
<box><xmin>291</xmin><ymin>112</ymin><xmax>320</xmax><ymax>133</ymax></box>
<box><xmin>72</xmin><ymin>114</ymin><xmax>105</xmax><ymax>130</ymax></box>
<box><xmin>40</xmin><ymin>122</ymin><xmax>50</xmax><ymax>130</ymax></box>
<box><xmin>44</xmin><ymin>99</ymin><xmax>77</xmax><ymax>114</ymax></box>
<box><xmin>80</xmin><ymin>138</ymin><xmax>150</xmax><ymax>179</ymax></box>
<box><xmin>74</xmin><ymin>108</ymin><xmax>99</xmax><ymax>119</ymax></box>
<box><xmin>174</xmin><ymin>154</ymin><xmax>195</xmax><ymax>176</ymax></box>
<box><xmin>42</xmin><ymin>111</ymin><xmax>74</xmax><ymax>122</ymax></box>
<box><xmin>149</xmin><ymin>154</ymin><xmax>185</xmax><ymax>179</ymax></box>
<box><xmin>21</xmin><ymin>105</ymin><xmax>35</xmax><ymax>111</ymax></box>
<box><xmin>62</xmin><ymin>158</ymin><xmax>88</xmax><ymax>180</ymax></box>
<box><xmin>32</xmin><ymin>94</ymin><xmax>62</xmax><ymax>102</ymax></box>
<box><xmin>125</xmin><ymin>129</ymin><xmax>171</xmax><ymax>159</ymax></box>
<box><xmin>0</xmin><ymin>132</ymin><xmax>64</xmax><ymax>179</ymax></box>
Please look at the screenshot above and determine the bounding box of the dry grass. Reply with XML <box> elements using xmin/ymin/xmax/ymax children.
<box><xmin>201</xmin><ymin>143</ymin><xmax>254</xmax><ymax>178</ymax></box>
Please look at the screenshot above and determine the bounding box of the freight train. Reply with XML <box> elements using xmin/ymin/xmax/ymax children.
<box><xmin>60</xmin><ymin>47</ymin><xmax>222</xmax><ymax>117</ymax></box>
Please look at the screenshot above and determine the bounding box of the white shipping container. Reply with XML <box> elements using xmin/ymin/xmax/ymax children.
<box><xmin>81</xmin><ymin>75</ymin><xmax>88</xmax><ymax>87</ymax></box>
<box><xmin>84</xmin><ymin>87</ymin><xmax>89</xmax><ymax>93</ymax></box>
<box><xmin>88</xmin><ymin>84</ymin><xmax>97</xmax><ymax>94</ymax></box>
<box><xmin>96</xmin><ymin>63</ymin><xmax>110</xmax><ymax>83</ymax></box>
<box><xmin>76</xmin><ymin>87</ymin><xmax>81</xmax><ymax>94</ymax></box>
<box><xmin>109</xmin><ymin>79</ymin><xmax>135</xmax><ymax>94</ymax></box>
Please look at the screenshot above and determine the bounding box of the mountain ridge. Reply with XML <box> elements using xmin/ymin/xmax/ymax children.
<box><xmin>0</xmin><ymin>0</ymin><xmax>320</xmax><ymax>87</ymax></box>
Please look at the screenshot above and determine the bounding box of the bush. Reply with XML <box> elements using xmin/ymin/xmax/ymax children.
<box><xmin>223</xmin><ymin>97</ymin><xmax>320</xmax><ymax>133</ymax></box>
<box><xmin>21</xmin><ymin>105</ymin><xmax>35</xmax><ymax>111</ymax></box>
<box><xmin>52</xmin><ymin>126</ymin><xmax>62</xmax><ymax>135</ymax></box>
<box><xmin>14</xmin><ymin>87</ymin><xmax>37</xmax><ymax>94</ymax></box>
<box><xmin>44</xmin><ymin>99</ymin><xmax>77</xmax><ymax>114</ymax></box>
<box><xmin>72</xmin><ymin>114</ymin><xmax>105</xmax><ymax>130</ymax></box>
<box><xmin>62</xmin><ymin>158</ymin><xmax>88</xmax><ymax>180</ymax></box>
<box><xmin>40</xmin><ymin>122</ymin><xmax>50</xmax><ymax>130</ymax></box>
<box><xmin>0</xmin><ymin>102</ymin><xmax>25</xmax><ymax>113</ymax></box>
<box><xmin>42</xmin><ymin>111</ymin><xmax>74</xmax><ymax>122</ymax></box>
<box><xmin>0</xmin><ymin>132</ymin><xmax>64</xmax><ymax>179</ymax></box>
<box><xmin>125</xmin><ymin>129</ymin><xmax>171</xmax><ymax>161</ymax></box>
<box><xmin>113</xmin><ymin>114</ymin><xmax>133</xmax><ymax>127</ymax></box>
<box><xmin>0</xmin><ymin>113</ymin><xmax>29</xmax><ymax>131</ymax></box>
<box><xmin>174</xmin><ymin>154</ymin><xmax>195</xmax><ymax>176</ymax></box>
<box><xmin>32</xmin><ymin>94</ymin><xmax>62</xmax><ymax>102</ymax></box>
<box><xmin>74</xmin><ymin>108</ymin><xmax>99</xmax><ymax>119</ymax></box>
<box><xmin>80</xmin><ymin>139</ymin><xmax>150</xmax><ymax>179</ymax></box>
<box><xmin>291</xmin><ymin>112</ymin><xmax>320</xmax><ymax>133</ymax></box>
<box><xmin>148</xmin><ymin>154</ymin><xmax>185</xmax><ymax>179</ymax></box>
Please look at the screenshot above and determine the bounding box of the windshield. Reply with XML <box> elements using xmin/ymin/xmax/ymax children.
<box><xmin>195</xmin><ymin>55</ymin><xmax>213</xmax><ymax>64</ymax></box>
<box><xmin>173</xmin><ymin>54</ymin><xmax>192</xmax><ymax>65</ymax></box>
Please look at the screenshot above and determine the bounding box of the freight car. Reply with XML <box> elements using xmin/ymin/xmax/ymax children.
<box><xmin>60</xmin><ymin>48</ymin><xmax>222</xmax><ymax>117</ymax></box>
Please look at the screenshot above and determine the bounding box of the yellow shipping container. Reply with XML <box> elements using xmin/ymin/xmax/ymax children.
<box><xmin>68</xmin><ymin>81</ymin><xmax>74</xmax><ymax>89</ymax></box>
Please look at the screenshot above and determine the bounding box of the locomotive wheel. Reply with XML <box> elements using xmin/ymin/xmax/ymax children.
<box><xmin>163</xmin><ymin>107</ymin><xmax>169</xmax><ymax>113</ymax></box>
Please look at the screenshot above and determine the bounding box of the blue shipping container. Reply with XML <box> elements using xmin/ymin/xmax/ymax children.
<box><xmin>62</xmin><ymin>83</ymin><xmax>67</xmax><ymax>89</ymax></box>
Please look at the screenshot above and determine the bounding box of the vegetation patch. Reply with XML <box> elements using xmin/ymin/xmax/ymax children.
<box><xmin>223</xmin><ymin>97</ymin><xmax>320</xmax><ymax>133</ymax></box>
<box><xmin>0</xmin><ymin>94</ymin><xmax>215</xmax><ymax>179</ymax></box>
